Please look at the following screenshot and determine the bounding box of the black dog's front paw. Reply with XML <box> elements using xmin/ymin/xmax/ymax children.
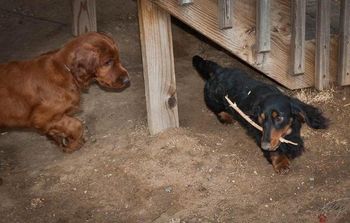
<box><xmin>271</xmin><ymin>153</ymin><xmax>290</xmax><ymax>174</ymax></box>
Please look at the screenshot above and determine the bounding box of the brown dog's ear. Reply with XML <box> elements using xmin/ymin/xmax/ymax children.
<box><xmin>69</xmin><ymin>46</ymin><xmax>100</xmax><ymax>88</ymax></box>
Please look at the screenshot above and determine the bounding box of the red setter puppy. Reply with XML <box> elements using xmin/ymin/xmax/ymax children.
<box><xmin>0</xmin><ymin>32</ymin><xmax>130</xmax><ymax>153</ymax></box>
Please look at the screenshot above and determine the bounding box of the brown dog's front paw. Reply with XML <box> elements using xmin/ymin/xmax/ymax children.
<box><xmin>62</xmin><ymin>137</ymin><xmax>85</xmax><ymax>153</ymax></box>
<box><xmin>271</xmin><ymin>154</ymin><xmax>290</xmax><ymax>174</ymax></box>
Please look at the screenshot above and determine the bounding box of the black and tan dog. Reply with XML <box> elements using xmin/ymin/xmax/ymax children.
<box><xmin>193</xmin><ymin>55</ymin><xmax>329</xmax><ymax>173</ymax></box>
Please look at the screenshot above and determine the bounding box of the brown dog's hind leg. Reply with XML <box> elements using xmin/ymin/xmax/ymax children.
<box><xmin>45</xmin><ymin>115</ymin><xmax>84</xmax><ymax>153</ymax></box>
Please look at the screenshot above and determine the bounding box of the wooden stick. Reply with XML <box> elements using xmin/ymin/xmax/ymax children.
<box><xmin>225</xmin><ymin>95</ymin><xmax>298</xmax><ymax>146</ymax></box>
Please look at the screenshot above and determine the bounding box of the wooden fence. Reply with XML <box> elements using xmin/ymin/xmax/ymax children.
<box><xmin>73</xmin><ymin>0</ymin><xmax>350</xmax><ymax>134</ymax></box>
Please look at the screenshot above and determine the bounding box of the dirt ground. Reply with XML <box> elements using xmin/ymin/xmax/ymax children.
<box><xmin>0</xmin><ymin>1</ymin><xmax>349</xmax><ymax>222</ymax></box>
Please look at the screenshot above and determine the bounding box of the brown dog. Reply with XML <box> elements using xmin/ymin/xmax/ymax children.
<box><xmin>0</xmin><ymin>32</ymin><xmax>130</xmax><ymax>152</ymax></box>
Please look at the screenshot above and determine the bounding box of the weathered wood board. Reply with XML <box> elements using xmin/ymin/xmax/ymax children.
<box><xmin>72</xmin><ymin>0</ymin><xmax>97</xmax><ymax>36</ymax></box>
<box><xmin>153</xmin><ymin>0</ymin><xmax>339</xmax><ymax>89</ymax></box>
<box><xmin>138</xmin><ymin>0</ymin><xmax>179</xmax><ymax>135</ymax></box>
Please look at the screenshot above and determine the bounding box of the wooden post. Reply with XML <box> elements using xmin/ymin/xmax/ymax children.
<box><xmin>178</xmin><ymin>0</ymin><xmax>193</xmax><ymax>5</ymax></box>
<box><xmin>256</xmin><ymin>0</ymin><xmax>271</xmax><ymax>53</ymax></box>
<box><xmin>218</xmin><ymin>0</ymin><xmax>233</xmax><ymax>30</ymax></box>
<box><xmin>138</xmin><ymin>0</ymin><xmax>179</xmax><ymax>135</ymax></box>
<box><xmin>315</xmin><ymin>0</ymin><xmax>330</xmax><ymax>90</ymax></box>
<box><xmin>72</xmin><ymin>0</ymin><xmax>97</xmax><ymax>36</ymax></box>
<box><xmin>290</xmin><ymin>0</ymin><xmax>306</xmax><ymax>76</ymax></box>
<box><xmin>338</xmin><ymin>0</ymin><xmax>350</xmax><ymax>86</ymax></box>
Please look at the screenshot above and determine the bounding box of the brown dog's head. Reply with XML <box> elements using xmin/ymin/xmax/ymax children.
<box><xmin>63</xmin><ymin>32</ymin><xmax>130</xmax><ymax>90</ymax></box>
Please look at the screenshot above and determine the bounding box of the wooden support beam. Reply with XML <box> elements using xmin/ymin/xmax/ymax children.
<box><xmin>137</xmin><ymin>0</ymin><xmax>179</xmax><ymax>135</ymax></box>
<box><xmin>178</xmin><ymin>0</ymin><xmax>193</xmax><ymax>5</ymax></box>
<box><xmin>315</xmin><ymin>0</ymin><xmax>331</xmax><ymax>90</ymax></box>
<box><xmin>290</xmin><ymin>0</ymin><xmax>306</xmax><ymax>76</ymax></box>
<box><xmin>256</xmin><ymin>0</ymin><xmax>271</xmax><ymax>53</ymax></box>
<box><xmin>338</xmin><ymin>0</ymin><xmax>350</xmax><ymax>86</ymax></box>
<box><xmin>218</xmin><ymin>0</ymin><xmax>233</xmax><ymax>30</ymax></box>
<box><xmin>72</xmin><ymin>0</ymin><xmax>97</xmax><ymax>36</ymax></box>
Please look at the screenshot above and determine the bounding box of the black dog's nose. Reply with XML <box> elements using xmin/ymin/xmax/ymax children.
<box><xmin>261</xmin><ymin>142</ymin><xmax>271</xmax><ymax>151</ymax></box>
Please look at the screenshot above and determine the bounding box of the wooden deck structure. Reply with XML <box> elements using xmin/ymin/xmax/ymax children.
<box><xmin>72</xmin><ymin>0</ymin><xmax>350</xmax><ymax>135</ymax></box>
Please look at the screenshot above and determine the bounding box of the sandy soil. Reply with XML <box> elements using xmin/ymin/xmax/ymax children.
<box><xmin>0</xmin><ymin>1</ymin><xmax>349</xmax><ymax>222</ymax></box>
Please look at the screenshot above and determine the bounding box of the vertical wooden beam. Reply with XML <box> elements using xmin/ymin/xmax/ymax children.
<box><xmin>256</xmin><ymin>0</ymin><xmax>271</xmax><ymax>53</ymax></box>
<box><xmin>72</xmin><ymin>0</ymin><xmax>97</xmax><ymax>36</ymax></box>
<box><xmin>178</xmin><ymin>0</ymin><xmax>193</xmax><ymax>5</ymax></box>
<box><xmin>315</xmin><ymin>0</ymin><xmax>331</xmax><ymax>90</ymax></box>
<box><xmin>138</xmin><ymin>0</ymin><xmax>179</xmax><ymax>135</ymax></box>
<box><xmin>338</xmin><ymin>0</ymin><xmax>350</xmax><ymax>86</ymax></box>
<box><xmin>290</xmin><ymin>0</ymin><xmax>306</xmax><ymax>76</ymax></box>
<box><xmin>218</xmin><ymin>0</ymin><xmax>233</xmax><ymax>30</ymax></box>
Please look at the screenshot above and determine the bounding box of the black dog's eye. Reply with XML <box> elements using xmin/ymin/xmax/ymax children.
<box><xmin>104</xmin><ymin>59</ymin><xmax>114</xmax><ymax>66</ymax></box>
<box><xmin>274</xmin><ymin>116</ymin><xmax>284</xmax><ymax>124</ymax></box>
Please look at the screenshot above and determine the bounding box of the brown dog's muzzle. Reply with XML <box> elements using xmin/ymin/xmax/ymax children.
<box><xmin>96</xmin><ymin>64</ymin><xmax>130</xmax><ymax>90</ymax></box>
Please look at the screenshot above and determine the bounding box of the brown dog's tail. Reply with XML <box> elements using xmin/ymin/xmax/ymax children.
<box><xmin>192</xmin><ymin>55</ymin><xmax>221</xmax><ymax>80</ymax></box>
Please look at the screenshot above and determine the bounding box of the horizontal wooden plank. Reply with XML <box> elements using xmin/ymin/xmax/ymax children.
<box><xmin>153</xmin><ymin>0</ymin><xmax>338</xmax><ymax>89</ymax></box>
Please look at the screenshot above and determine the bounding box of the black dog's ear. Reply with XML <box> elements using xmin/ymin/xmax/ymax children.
<box><xmin>251</xmin><ymin>103</ymin><xmax>261</xmax><ymax>119</ymax></box>
<box><xmin>290</xmin><ymin>98</ymin><xmax>329</xmax><ymax>129</ymax></box>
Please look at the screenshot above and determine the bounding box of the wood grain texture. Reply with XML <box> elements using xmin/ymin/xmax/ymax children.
<box><xmin>218</xmin><ymin>0</ymin><xmax>233</xmax><ymax>30</ymax></box>
<box><xmin>72</xmin><ymin>0</ymin><xmax>97</xmax><ymax>36</ymax></box>
<box><xmin>338</xmin><ymin>0</ymin><xmax>350</xmax><ymax>86</ymax></box>
<box><xmin>138</xmin><ymin>0</ymin><xmax>179</xmax><ymax>135</ymax></box>
<box><xmin>256</xmin><ymin>0</ymin><xmax>271</xmax><ymax>52</ymax></box>
<box><xmin>315</xmin><ymin>0</ymin><xmax>330</xmax><ymax>90</ymax></box>
<box><xmin>290</xmin><ymin>0</ymin><xmax>306</xmax><ymax>76</ymax></box>
<box><xmin>153</xmin><ymin>0</ymin><xmax>338</xmax><ymax>89</ymax></box>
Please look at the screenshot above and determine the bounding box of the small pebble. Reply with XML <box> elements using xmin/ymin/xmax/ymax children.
<box><xmin>165</xmin><ymin>186</ymin><xmax>172</xmax><ymax>193</ymax></box>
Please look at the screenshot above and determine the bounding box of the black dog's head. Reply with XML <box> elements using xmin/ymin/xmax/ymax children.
<box><xmin>255</xmin><ymin>94</ymin><xmax>329</xmax><ymax>151</ymax></box>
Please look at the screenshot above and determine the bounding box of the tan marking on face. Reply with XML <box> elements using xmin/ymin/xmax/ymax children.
<box><xmin>271</xmin><ymin>111</ymin><xmax>278</xmax><ymax>118</ymax></box>
<box><xmin>268</xmin><ymin>119</ymin><xmax>293</xmax><ymax>151</ymax></box>
<box><xmin>258</xmin><ymin>113</ymin><xmax>265</xmax><ymax>124</ymax></box>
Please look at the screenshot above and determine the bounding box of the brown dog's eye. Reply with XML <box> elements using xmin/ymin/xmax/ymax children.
<box><xmin>104</xmin><ymin>59</ymin><xmax>114</xmax><ymax>66</ymax></box>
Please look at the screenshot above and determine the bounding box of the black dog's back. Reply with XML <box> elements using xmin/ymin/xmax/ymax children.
<box><xmin>192</xmin><ymin>55</ymin><xmax>280</xmax><ymax>113</ymax></box>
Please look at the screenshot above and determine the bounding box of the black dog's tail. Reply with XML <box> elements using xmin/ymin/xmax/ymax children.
<box><xmin>192</xmin><ymin>55</ymin><xmax>221</xmax><ymax>80</ymax></box>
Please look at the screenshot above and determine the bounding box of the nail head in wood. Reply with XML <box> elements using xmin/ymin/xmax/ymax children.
<box><xmin>178</xmin><ymin>0</ymin><xmax>193</xmax><ymax>5</ymax></box>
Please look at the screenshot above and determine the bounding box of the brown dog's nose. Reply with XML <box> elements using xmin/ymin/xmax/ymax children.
<box><xmin>122</xmin><ymin>76</ymin><xmax>130</xmax><ymax>86</ymax></box>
